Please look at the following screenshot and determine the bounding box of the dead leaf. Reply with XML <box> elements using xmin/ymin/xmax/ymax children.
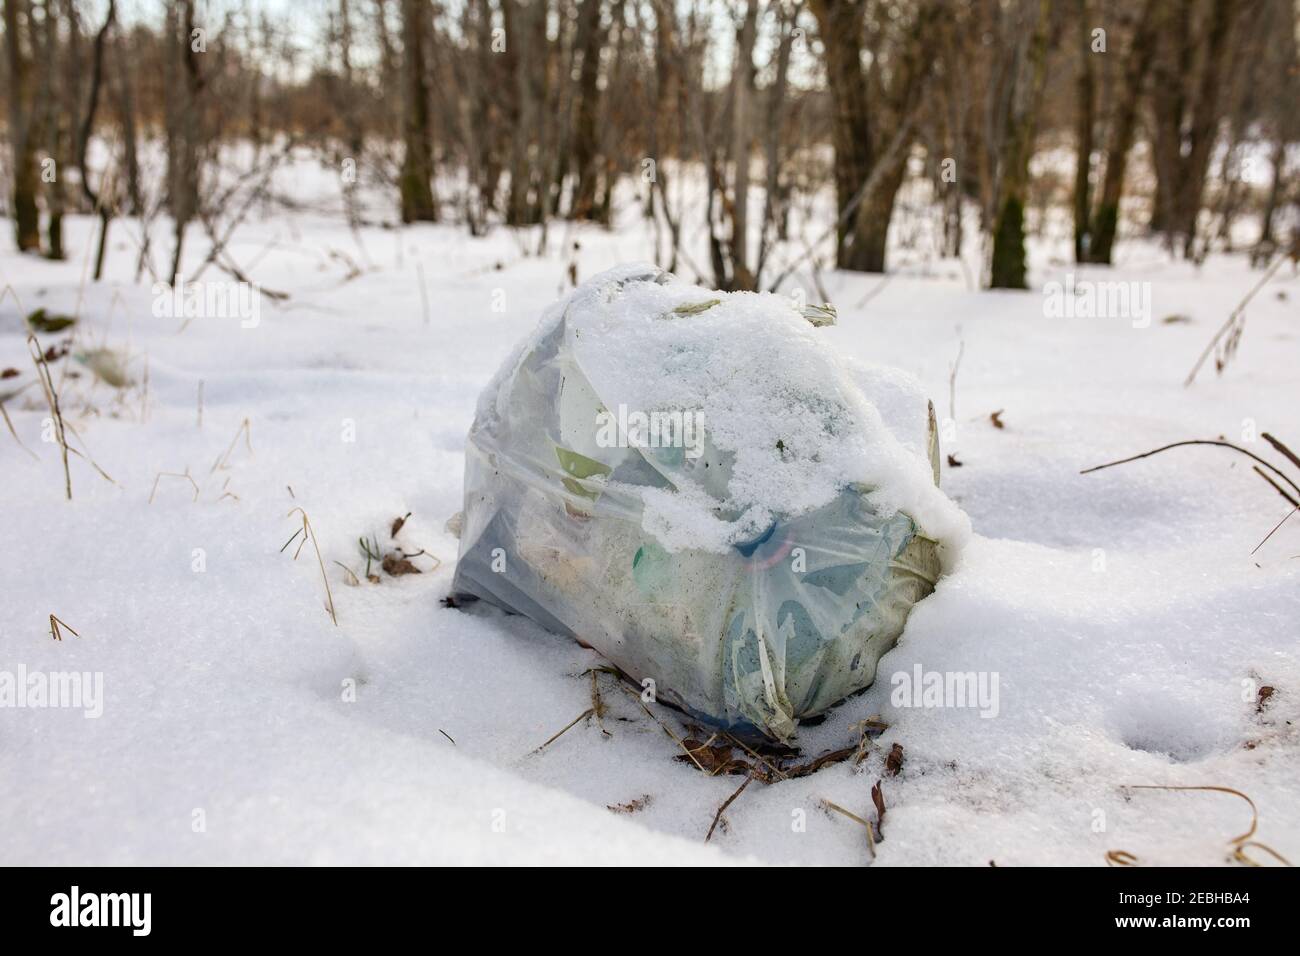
<box><xmin>382</xmin><ymin>553</ymin><xmax>421</xmax><ymax>576</ymax></box>
<box><xmin>885</xmin><ymin>743</ymin><xmax>904</xmax><ymax>776</ymax></box>
<box><xmin>1257</xmin><ymin>685</ymin><xmax>1275</xmax><ymax>713</ymax></box>
<box><xmin>674</xmin><ymin>738</ymin><xmax>749</xmax><ymax>776</ymax></box>
<box><xmin>947</xmin><ymin>453</ymin><xmax>963</xmax><ymax>468</ymax></box>
<box><xmin>786</xmin><ymin>745</ymin><xmax>856</xmax><ymax>778</ymax></box>
<box><xmin>990</xmin><ymin>409</ymin><xmax>1005</xmax><ymax>430</ymax></box>
<box><xmin>391</xmin><ymin>511</ymin><xmax>411</xmax><ymax>537</ymax></box>
<box><xmin>607</xmin><ymin>795</ymin><xmax>652</xmax><ymax>814</ymax></box>
<box><xmin>0</xmin><ymin>368</ymin><xmax>18</xmax><ymax>379</ymax></box>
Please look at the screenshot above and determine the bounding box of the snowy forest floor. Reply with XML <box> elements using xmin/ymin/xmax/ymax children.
<box><xmin>1</xmin><ymin>162</ymin><xmax>1298</xmax><ymax>865</ymax></box>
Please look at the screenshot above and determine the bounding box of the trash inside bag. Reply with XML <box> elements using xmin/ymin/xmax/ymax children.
<box><xmin>453</xmin><ymin>264</ymin><xmax>967</xmax><ymax>741</ymax></box>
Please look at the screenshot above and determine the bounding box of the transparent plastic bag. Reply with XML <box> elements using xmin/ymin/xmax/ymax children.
<box><xmin>453</xmin><ymin>268</ymin><xmax>943</xmax><ymax>741</ymax></box>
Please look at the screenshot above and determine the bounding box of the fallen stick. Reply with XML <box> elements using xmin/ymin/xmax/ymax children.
<box><xmin>705</xmin><ymin>775</ymin><xmax>753</xmax><ymax>843</ymax></box>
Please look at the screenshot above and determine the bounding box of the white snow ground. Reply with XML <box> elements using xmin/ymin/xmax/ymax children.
<box><xmin>1</xmin><ymin>158</ymin><xmax>1297</xmax><ymax>866</ymax></box>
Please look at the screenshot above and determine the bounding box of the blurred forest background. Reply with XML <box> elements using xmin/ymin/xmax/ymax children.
<box><xmin>2</xmin><ymin>0</ymin><xmax>1298</xmax><ymax>295</ymax></box>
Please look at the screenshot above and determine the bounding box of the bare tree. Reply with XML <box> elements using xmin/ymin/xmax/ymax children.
<box><xmin>164</xmin><ymin>0</ymin><xmax>205</xmax><ymax>283</ymax></box>
<box><xmin>1071</xmin><ymin>0</ymin><xmax>1095</xmax><ymax>263</ymax></box>
<box><xmin>77</xmin><ymin>0</ymin><xmax>118</xmax><ymax>280</ymax></box>
<box><xmin>504</xmin><ymin>0</ymin><xmax>546</xmax><ymax>226</ymax></box>
<box><xmin>987</xmin><ymin>0</ymin><xmax>1051</xmax><ymax>289</ymax></box>
<box><xmin>1148</xmin><ymin>0</ymin><xmax>1239</xmax><ymax>256</ymax></box>
<box><xmin>113</xmin><ymin>23</ymin><xmax>143</xmax><ymax>217</ymax></box>
<box><xmin>1085</xmin><ymin>0</ymin><xmax>1157</xmax><ymax>265</ymax></box>
<box><xmin>568</xmin><ymin>0</ymin><xmax>606</xmax><ymax>220</ymax></box>
<box><xmin>4</xmin><ymin>0</ymin><xmax>40</xmax><ymax>252</ymax></box>
<box><xmin>38</xmin><ymin>0</ymin><xmax>67</xmax><ymax>259</ymax></box>
<box><xmin>724</xmin><ymin>0</ymin><xmax>758</xmax><ymax>288</ymax></box>
<box><xmin>810</xmin><ymin>0</ymin><xmax>936</xmax><ymax>274</ymax></box>
<box><xmin>399</xmin><ymin>0</ymin><xmax>438</xmax><ymax>222</ymax></box>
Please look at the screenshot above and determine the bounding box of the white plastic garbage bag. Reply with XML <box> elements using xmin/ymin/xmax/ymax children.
<box><xmin>453</xmin><ymin>265</ymin><xmax>966</xmax><ymax>741</ymax></box>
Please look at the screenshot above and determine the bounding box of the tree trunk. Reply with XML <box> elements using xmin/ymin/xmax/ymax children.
<box><xmin>1087</xmin><ymin>0</ymin><xmax>1157</xmax><ymax>265</ymax></box>
<box><xmin>1148</xmin><ymin>0</ymin><xmax>1190</xmax><ymax>235</ymax></box>
<box><xmin>1071</xmin><ymin>0</ymin><xmax>1095</xmax><ymax>263</ymax></box>
<box><xmin>113</xmin><ymin>25</ymin><xmax>142</xmax><ymax>216</ymax></box>
<box><xmin>78</xmin><ymin>0</ymin><xmax>117</xmax><ymax>280</ymax></box>
<box><xmin>727</xmin><ymin>0</ymin><xmax>758</xmax><ymax>289</ymax></box>
<box><xmin>399</xmin><ymin>0</ymin><xmax>438</xmax><ymax>222</ymax></box>
<box><xmin>1173</xmin><ymin>0</ymin><xmax>1236</xmax><ymax>257</ymax></box>
<box><xmin>852</xmin><ymin>153</ymin><xmax>909</xmax><ymax>274</ymax></box>
<box><xmin>568</xmin><ymin>0</ymin><xmax>604</xmax><ymax>220</ymax></box>
<box><xmin>505</xmin><ymin>0</ymin><xmax>542</xmax><ymax>226</ymax></box>
<box><xmin>989</xmin><ymin>0</ymin><xmax>1051</xmax><ymax>290</ymax></box>
<box><xmin>810</xmin><ymin>0</ymin><xmax>873</xmax><ymax>269</ymax></box>
<box><xmin>1255</xmin><ymin>137</ymin><xmax>1286</xmax><ymax>257</ymax></box>
<box><xmin>1148</xmin><ymin>0</ymin><xmax>1237</xmax><ymax>254</ymax></box>
<box><xmin>39</xmin><ymin>0</ymin><xmax>65</xmax><ymax>259</ymax></box>
<box><xmin>4</xmin><ymin>0</ymin><xmax>41</xmax><ymax>252</ymax></box>
<box><xmin>756</xmin><ymin>0</ymin><xmax>795</xmax><ymax>284</ymax></box>
<box><xmin>165</xmin><ymin>0</ymin><xmax>204</xmax><ymax>283</ymax></box>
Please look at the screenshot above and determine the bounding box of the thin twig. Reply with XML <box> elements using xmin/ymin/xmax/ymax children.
<box><xmin>1185</xmin><ymin>255</ymin><xmax>1285</xmax><ymax>386</ymax></box>
<box><xmin>1252</xmin><ymin>465</ymin><xmax>1300</xmax><ymax>509</ymax></box>
<box><xmin>1252</xmin><ymin>507</ymin><xmax>1299</xmax><ymax>556</ymax></box>
<box><xmin>1261</xmin><ymin>432</ymin><xmax>1300</xmax><ymax>473</ymax></box>
<box><xmin>705</xmin><ymin>775</ymin><xmax>753</xmax><ymax>843</ymax></box>
<box><xmin>1081</xmin><ymin>439</ymin><xmax>1300</xmax><ymax>502</ymax></box>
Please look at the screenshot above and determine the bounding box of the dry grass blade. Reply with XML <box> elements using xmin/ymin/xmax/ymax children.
<box><xmin>1105</xmin><ymin>849</ymin><xmax>1138</xmax><ymax>867</ymax></box>
<box><xmin>60</xmin><ymin>421</ymin><xmax>118</xmax><ymax>487</ymax></box>
<box><xmin>333</xmin><ymin>561</ymin><xmax>361</xmax><ymax>586</ymax></box>
<box><xmin>821</xmin><ymin>798</ymin><xmax>876</xmax><ymax>858</ymax></box>
<box><xmin>722</xmin><ymin>731</ymin><xmax>789</xmax><ymax>782</ymax></box>
<box><xmin>588</xmin><ymin>668</ymin><xmax>611</xmax><ymax>737</ymax></box>
<box><xmin>149</xmin><ymin>469</ymin><xmax>200</xmax><ymax>504</ymax></box>
<box><xmin>27</xmin><ymin>333</ymin><xmax>72</xmax><ymax>500</ymax></box>
<box><xmin>529</xmin><ymin>708</ymin><xmax>594</xmax><ymax>755</ymax></box>
<box><xmin>285</xmin><ymin>507</ymin><xmax>338</xmax><ymax>626</ymax></box>
<box><xmin>49</xmin><ymin>614</ymin><xmax>80</xmax><ymax>641</ymax></box>
<box><xmin>1115</xmin><ymin>784</ymin><xmax>1294</xmax><ymax>867</ymax></box>
<box><xmin>0</xmin><ymin>400</ymin><xmax>39</xmax><ymax>460</ymax></box>
<box><xmin>618</xmin><ymin>684</ymin><xmax>708</xmax><ymax>773</ymax></box>
<box><xmin>211</xmin><ymin>417</ymin><xmax>252</xmax><ymax>473</ymax></box>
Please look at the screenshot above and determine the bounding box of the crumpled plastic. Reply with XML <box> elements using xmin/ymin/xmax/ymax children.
<box><xmin>452</xmin><ymin>267</ymin><xmax>942</xmax><ymax>741</ymax></box>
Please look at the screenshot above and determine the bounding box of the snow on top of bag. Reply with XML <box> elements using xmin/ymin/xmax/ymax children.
<box><xmin>560</xmin><ymin>265</ymin><xmax>969</xmax><ymax>563</ymax></box>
